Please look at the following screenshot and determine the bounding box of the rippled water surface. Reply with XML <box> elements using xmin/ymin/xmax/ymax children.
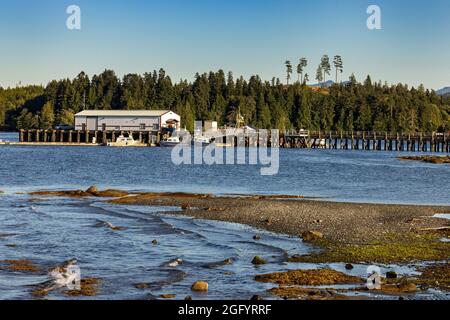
<box><xmin>1</xmin><ymin>132</ymin><xmax>449</xmax><ymax>205</ymax></box>
<box><xmin>0</xmin><ymin>194</ymin><xmax>317</xmax><ymax>299</ymax></box>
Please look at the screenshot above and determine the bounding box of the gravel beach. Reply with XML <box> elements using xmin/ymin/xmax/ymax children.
<box><xmin>110</xmin><ymin>193</ymin><xmax>450</xmax><ymax>245</ymax></box>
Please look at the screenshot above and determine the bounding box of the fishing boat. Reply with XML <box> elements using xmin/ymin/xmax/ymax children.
<box><xmin>159</xmin><ymin>136</ymin><xmax>182</xmax><ymax>147</ymax></box>
<box><xmin>106</xmin><ymin>135</ymin><xmax>143</xmax><ymax>147</ymax></box>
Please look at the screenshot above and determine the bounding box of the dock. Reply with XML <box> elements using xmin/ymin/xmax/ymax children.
<box><xmin>17</xmin><ymin>129</ymin><xmax>161</xmax><ymax>146</ymax></box>
<box><xmin>6</xmin><ymin>129</ymin><xmax>450</xmax><ymax>153</ymax></box>
<box><xmin>282</xmin><ymin>130</ymin><xmax>450</xmax><ymax>153</ymax></box>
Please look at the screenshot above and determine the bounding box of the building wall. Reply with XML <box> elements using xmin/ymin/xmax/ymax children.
<box><xmin>160</xmin><ymin>111</ymin><xmax>181</xmax><ymax>129</ymax></box>
<box><xmin>75</xmin><ymin>116</ymin><xmax>161</xmax><ymax>131</ymax></box>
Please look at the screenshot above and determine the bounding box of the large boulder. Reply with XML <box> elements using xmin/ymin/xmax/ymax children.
<box><xmin>251</xmin><ymin>256</ymin><xmax>267</xmax><ymax>265</ymax></box>
<box><xmin>191</xmin><ymin>281</ymin><xmax>209</xmax><ymax>292</ymax></box>
<box><xmin>386</xmin><ymin>271</ymin><xmax>398</xmax><ymax>279</ymax></box>
<box><xmin>86</xmin><ymin>185</ymin><xmax>99</xmax><ymax>195</ymax></box>
<box><xmin>345</xmin><ymin>263</ymin><xmax>354</xmax><ymax>270</ymax></box>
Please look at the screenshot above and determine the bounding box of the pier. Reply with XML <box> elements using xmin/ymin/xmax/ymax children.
<box><xmin>12</xmin><ymin>129</ymin><xmax>450</xmax><ymax>153</ymax></box>
<box><xmin>18</xmin><ymin>129</ymin><xmax>161</xmax><ymax>146</ymax></box>
<box><xmin>281</xmin><ymin>130</ymin><xmax>450</xmax><ymax>153</ymax></box>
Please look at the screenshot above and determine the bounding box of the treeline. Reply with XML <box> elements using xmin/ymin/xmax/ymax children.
<box><xmin>0</xmin><ymin>69</ymin><xmax>449</xmax><ymax>132</ymax></box>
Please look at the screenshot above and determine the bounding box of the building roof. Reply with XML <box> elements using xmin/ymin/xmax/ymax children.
<box><xmin>75</xmin><ymin>110</ymin><xmax>174</xmax><ymax>117</ymax></box>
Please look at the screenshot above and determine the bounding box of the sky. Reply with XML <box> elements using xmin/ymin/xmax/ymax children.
<box><xmin>0</xmin><ymin>0</ymin><xmax>449</xmax><ymax>90</ymax></box>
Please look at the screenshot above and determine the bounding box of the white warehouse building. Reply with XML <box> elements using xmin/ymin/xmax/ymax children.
<box><xmin>74</xmin><ymin>110</ymin><xmax>181</xmax><ymax>132</ymax></box>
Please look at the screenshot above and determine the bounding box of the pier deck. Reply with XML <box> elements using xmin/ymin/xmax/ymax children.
<box><xmin>9</xmin><ymin>129</ymin><xmax>450</xmax><ymax>153</ymax></box>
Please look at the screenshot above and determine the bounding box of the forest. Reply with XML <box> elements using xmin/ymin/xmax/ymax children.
<box><xmin>1</xmin><ymin>64</ymin><xmax>449</xmax><ymax>133</ymax></box>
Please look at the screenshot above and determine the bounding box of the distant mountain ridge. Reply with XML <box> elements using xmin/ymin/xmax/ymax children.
<box><xmin>436</xmin><ymin>87</ymin><xmax>450</xmax><ymax>96</ymax></box>
<box><xmin>309</xmin><ymin>83</ymin><xmax>450</xmax><ymax>96</ymax></box>
<box><xmin>309</xmin><ymin>80</ymin><xmax>335</xmax><ymax>88</ymax></box>
<box><xmin>309</xmin><ymin>80</ymin><xmax>350</xmax><ymax>88</ymax></box>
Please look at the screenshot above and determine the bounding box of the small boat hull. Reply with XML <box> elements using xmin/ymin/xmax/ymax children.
<box><xmin>159</xmin><ymin>141</ymin><xmax>181</xmax><ymax>147</ymax></box>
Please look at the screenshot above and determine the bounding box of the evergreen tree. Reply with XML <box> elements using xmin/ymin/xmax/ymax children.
<box><xmin>297</xmin><ymin>91</ymin><xmax>312</xmax><ymax>129</ymax></box>
<box><xmin>285</xmin><ymin>60</ymin><xmax>293</xmax><ymax>85</ymax></box>
<box><xmin>303</xmin><ymin>73</ymin><xmax>309</xmax><ymax>84</ymax></box>
<box><xmin>58</xmin><ymin>109</ymin><xmax>75</xmax><ymax>126</ymax></box>
<box><xmin>2</xmin><ymin>64</ymin><xmax>448</xmax><ymax>133</ymax></box>
<box><xmin>333</xmin><ymin>55</ymin><xmax>343</xmax><ymax>83</ymax></box>
<box><xmin>320</xmin><ymin>55</ymin><xmax>331</xmax><ymax>85</ymax></box>
<box><xmin>315</xmin><ymin>65</ymin><xmax>323</xmax><ymax>86</ymax></box>
<box><xmin>39</xmin><ymin>102</ymin><xmax>55</xmax><ymax>129</ymax></box>
<box><xmin>296</xmin><ymin>58</ymin><xmax>307</xmax><ymax>83</ymax></box>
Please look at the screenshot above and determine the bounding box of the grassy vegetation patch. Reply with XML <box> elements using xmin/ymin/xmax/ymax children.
<box><xmin>255</xmin><ymin>269</ymin><xmax>363</xmax><ymax>286</ymax></box>
<box><xmin>289</xmin><ymin>233</ymin><xmax>450</xmax><ymax>264</ymax></box>
<box><xmin>63</xmin><ymin>278</ymin><xmax>101</xmax><ymax>297</ymax></box>
<box><xmin>0</xmin><ymin>259</ymin><xmax>39</xmax><ymax>273</ymax></box>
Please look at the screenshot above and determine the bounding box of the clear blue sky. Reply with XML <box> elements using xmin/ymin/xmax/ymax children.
<box><xmin>1</xmin><ymin>0</ymin><xmax>449</xmax><ymax>90</ymax></box>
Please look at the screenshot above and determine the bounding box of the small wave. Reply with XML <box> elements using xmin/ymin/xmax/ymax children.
<box><xmin>94</xmin><ymin>220</ymin><xmax>125</xmax><ymax>231</ymax></box>
<box><xmin>235</xmin><ymin>239</ymin><xmax>289</xmax><ymax>255</ymax></box>
<box><xmin>148</xmin><ymin>269</ymin><xmax>187</xmax><ymax>291</ymax></box>
<box><xmin>0</xmin><ymin>233</ymin><xmax>17</xmax><ymax>238</ymax></box>
<box><xmin>201</xmin><ymin>257</ymin><xmax>235</xmax><ymax>269</ymax></box>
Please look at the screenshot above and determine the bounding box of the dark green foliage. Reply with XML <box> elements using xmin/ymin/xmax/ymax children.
<box><xmin>0</xmin><ymin>70</ymin><xmax>449</xmax><ymax>132</ymax></box>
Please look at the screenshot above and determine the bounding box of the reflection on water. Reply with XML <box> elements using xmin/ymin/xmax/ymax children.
<box><xmin>0</xmin><ymin>132</ymin><xmax>18</xmax><ymax>142</ymax></box>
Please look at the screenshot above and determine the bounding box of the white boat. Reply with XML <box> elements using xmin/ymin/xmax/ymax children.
<box><xmin>159</xmin><ymin>136</ymin><xmax>181</xmax><ymax>147</ymax></box>
<box><xmin>192</xmin><ymin>136</ymin><xmax>211</xmax><ymax>145</ymax></box>
<box><xmin>107</xmin><ymin>135</ymin><xmax>142</xmax><ymax>147</ymax></box>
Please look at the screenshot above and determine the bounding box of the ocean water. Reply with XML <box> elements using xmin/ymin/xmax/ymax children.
<box><xmin>0</xmin><ymin>132</ymin><xmax>449</xmax><ymax>300</ymax></box>
<box><xmin>0</xmin><ymin>132</ymin><xmax>449</xmax><ymax>205</ymax></box>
